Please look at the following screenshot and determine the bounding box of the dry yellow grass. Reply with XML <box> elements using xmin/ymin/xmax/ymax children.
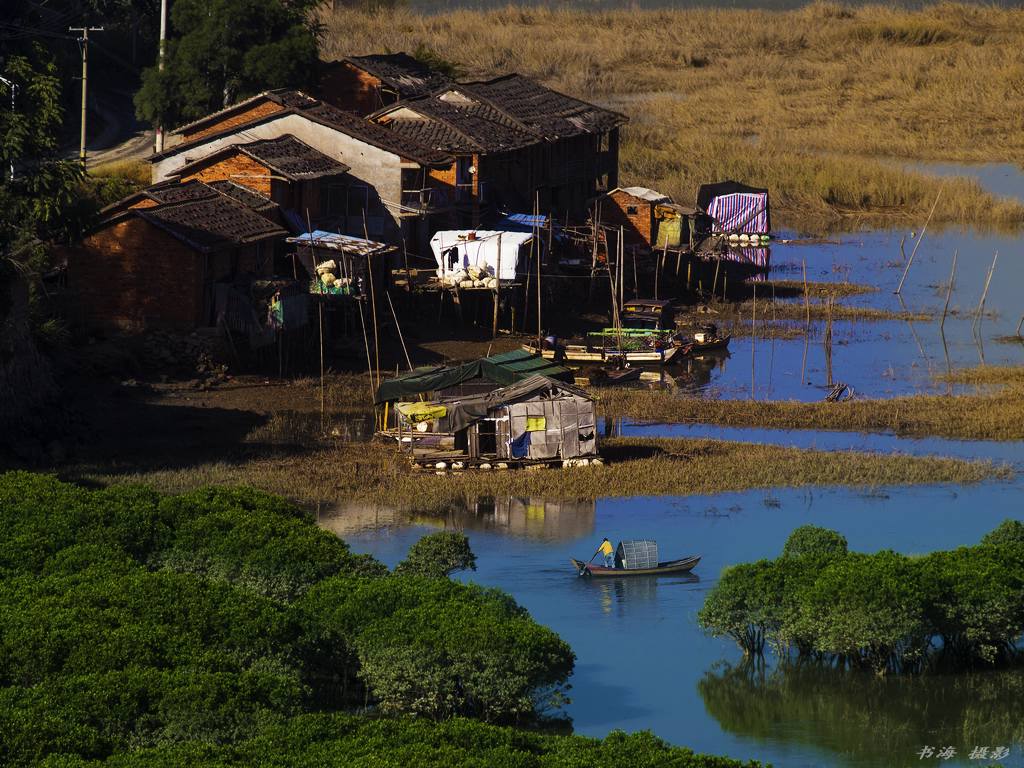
<box><xmin>317</xmin><ymin>3</ymin><xmax>1024</xmax><ymax>231</ymax></box>
<box><xmin>73</xmin><ymin>436</ymin><xmax>1004</xmax><ymax>508</ymax></box>
<box><xmin>595</xmin><ymin>366</ymin><xmax>1024</xmax><ymax>440</ymax></box>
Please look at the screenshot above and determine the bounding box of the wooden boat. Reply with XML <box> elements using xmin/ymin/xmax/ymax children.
<box><xmin>593</xmin><ymin>365</ymin><xmax>642</xmax><ymax>385</ymax></box>
<box><xmin>571</xmin><ymin>554</ymin><xmax>701</xmax><ymax>577</ymax></box>
<box><xmin>523</xmin><ymin>343</ymin><xmax>679</xmax><ymax>365</ymax></box>
<box><xmin>680</xmin><ymin>334</ymin><xmax>731</xmax><ymax>357</ymax></box>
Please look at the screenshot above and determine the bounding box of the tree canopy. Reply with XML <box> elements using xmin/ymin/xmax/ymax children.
<box><xmin>0</xmin><ymin>472</ymin><xmax>759</xmax><ymax>768</ymax></box>
<box><xmin>135</xmin><ymin>0</ymin><xmax>321</xmax><ymax>130</ymax></box>
<box><xmin>699</xmin><ymin>524</ymin><xmax>1024</xmax><ymax>674</ymax></box>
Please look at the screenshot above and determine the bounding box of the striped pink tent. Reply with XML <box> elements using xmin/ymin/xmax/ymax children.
<box><xmin>706</xmin><ymin>192</ymin><xmax>769</xmax><ymax>234</ymax></box>
<box><xmin>696</xmin><ymin>181</ymin><xmax>771</xmax><ymax>234</ymax></box>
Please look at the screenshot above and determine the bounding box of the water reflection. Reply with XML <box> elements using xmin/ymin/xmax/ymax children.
<box><xmin>574</xmin><ymin>573</ymin><xmax>700</xmax><ymax>617</ymax></box>
<box><xmin>699</xmin><ymin>661</ymin><xmax>1024</xmax><ymax>768</ymax></box>
<box><xmin>319</xmin><ymin>495</ymin><xmax>597</xmax><ymax>541</ymax></box>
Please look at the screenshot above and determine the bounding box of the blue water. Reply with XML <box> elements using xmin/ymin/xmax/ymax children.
<box><xmin>324</xmin><ymin>416</ymin><xmax>1024</xmax><ymax>768</ymax></box>
<box><xmin>685</xmin><ymin>226</ymin><xmax>1024</xmax><ymax>401</ymax></box>
<box><xmin>329</xmin><ymin>463</ymin><xmax>1024</xmax><ymax>767</ymax></box>
<box><xmin>326</xmin><ymin>200</ymin><xmax>1024</xmax><ymax>765</ymax></box>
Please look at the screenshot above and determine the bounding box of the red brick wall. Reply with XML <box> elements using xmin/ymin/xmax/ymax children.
<box><xmin>181</xmin><ymin>100</ymin><xmax>286</xmax><ymax>143</ymax></box>
<box><xmin>182</xmin><ymin>153</ymin><xmax>273</xmax><ymax>196</ymax></box>
<box><xmin>319</xmin><ymin>62</ymin><xmax>386</xmax><ymax>116</ymax></box>
<box><xmin>602</xmin><ymin>190</ymin><xmax>654</xmax><ymax>248</ymax></box>
<box><xmin>67</xmin><ymin>217</ymin><xmax>204</xmax><ymax>331</ymax></box>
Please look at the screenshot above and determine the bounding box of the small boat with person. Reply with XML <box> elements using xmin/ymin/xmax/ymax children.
<box><xmin>679</xmin><ymin>324</ymin><xmax>730</xmax><ymax>357</ymax></box>
<box><xmin>571</xmin><ymin>539</ymin><xmax>701</xmax><ymax>577</ymax></box>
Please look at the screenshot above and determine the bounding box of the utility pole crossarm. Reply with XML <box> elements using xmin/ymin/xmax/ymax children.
<box><xmin>68</xmin><ymin>26</ymin><xmax>104</xmax><ymax>166</ymax></box>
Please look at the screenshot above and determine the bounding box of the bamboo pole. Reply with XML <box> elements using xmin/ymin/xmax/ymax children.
<box><xmin>895</xmin><ymin>187</ymin><xmax>942</xmax><ymax>295</ymax></box>
<box><xmin>824</xmin><ymin>296</ymin><xmax>834</xmax><ymax>388</ymax></box>
<box><xmin>631</xmin><ymin>246</ymin><xmax>638</xmax><ymax>298</ymax></box>
<box><xmin>711</xmin><ymin>257</ymin><xmax>720</xmax><ymax>301</ymax></box>
<box><xmin>402</xmin><ymin>236</ymin><xmax>412</xmax><ymax>292</ymax></box>
<box><xmin>940</xmin><ymin>249</ymin><xmax>958</xmax><ymax>330</ymax></box>
<box><xmin>386</xmin><ymin>291</ymin><xmax>413</xmax><ymax>371</ymax></box>
<box><xmin>306</xmin><ymin>209</ymin><xmax>325</xmax><ymax>427</ymax></box>
<box><xmin>750</xmin><ymin>282</ymin><xmax>756</xmax><ymax>400</ymax></box>
<box><xmin>357</xmin><ymin>294</ymin><xmax>374</xmax><ymax>404</ymax></box>
<box><xmin>974</xmin><ymin>251</ymin><xmax>998</xmax><ymax>330</ymax></box>
<box><xmin>492</xmin><ymin>233</ymin><xmax>502</xmax><ymax>339</ymax></box>
<box><xmin>363</xmin><ymin>210</ymin><xmax>380</xmax><ymax>392</ymax></box>
<box><xmin>1017</xmin><ymin>313</ymin><xmax>1024</xmax><ymax>337</ymax></box>
<box><xmin>535</xmin><ymin>191</ymin><xmax>542</xmax><ymax>351</ymax></box>
<box><xmin>802</xmin><ymin>259</ymin><xmax>810</xmax><ymax>326</ymax></box>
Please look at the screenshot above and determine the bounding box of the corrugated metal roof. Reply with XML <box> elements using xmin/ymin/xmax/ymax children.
<box><xmin>286</xmin><ymin>230</ymin><xmax>395</xmax><ymax>257</ymax></box>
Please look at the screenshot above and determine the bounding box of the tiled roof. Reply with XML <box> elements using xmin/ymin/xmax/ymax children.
<box><xmin>343</xmin><ymin>53</ymin><xmax>452</xmax><ymax>98</ymax></box>
<box><xmin>240</xmin><ymin>135</ymin><xmax>350</xmax><ymax>180</ymax></box>
<box><xmin>138</xmin><ymin>194</ymin><xmax>286</xmax><ymax>253</ymax></box>
<box><xmin>170</xmin><ymin>89</ymin><xmax>318</xmax><ymax>136</ymax></box>
<box><xmin>206</xmin><ymin>180</ymin><xmax>276</xmax><ymax>212</ymax></box>
<box><xmin>153</xmin><ymin>91</ymin><xmax>453</xmax><ymax>168</ymax></box>
<box><xmin>382</xmin><ymin>96</ymin><xmax>537</xmax><ymax>153</ymax></box>
<box><xmin>373</xmin><ymin>74</ymin><xmax>627</xmax><ymax>155</ymax></box>
<box><xmin>174</xmin><ymin>135</ymin><xmax>351</xmax><ymax>182</ymax></box>
<box><xmin>298</xmin><ymin>101</ymin><xmax>452</xmax><ymax>165</ymax></box>
<box><xmin>462</xmin><ymin>74</ymin><xmax>627</xmax><ymax>140</ymax></box>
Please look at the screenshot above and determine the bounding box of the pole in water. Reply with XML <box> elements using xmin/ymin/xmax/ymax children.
<box><xmin>895</xmin><ymin>186</ymin><xmax>943</xmax><ymax>295</ymax></box>
<box><xmin>751</xmin><ymin>282</ymin><xmax>756</xmax><ymax>400</ymax></box>
<box><xmin>940</xmin><ymin>249</ymin><xmax>958</xmax><ymax>330</ymax></box>
<box><xmin>802</xmin><ymin>259</ymin><xmax>810</xmax><ymax>326</ymax></box>
<box><xmin>973</xmin><ymin>251</ymin><xmax>998</xmax><ymax>331</ymax></box>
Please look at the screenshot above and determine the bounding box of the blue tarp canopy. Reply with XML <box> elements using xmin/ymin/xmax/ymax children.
<box><xmin>499</xmin><ymin>213</ymin><xmax>550</xmax><ymax>232</ymax></box>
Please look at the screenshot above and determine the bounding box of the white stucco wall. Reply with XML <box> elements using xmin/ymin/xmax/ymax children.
<box><xmin>151</xmin><ymin>112</ymin><xmax>410</xmax><ymax>237</ymax></box>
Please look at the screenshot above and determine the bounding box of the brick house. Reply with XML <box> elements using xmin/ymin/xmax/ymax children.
<box><xmin>372</xmin><ymin>74</ymin><xmax>626</xmax><ymax>226</ymax></box>
<box><xmin>151</xmin><ymin>90</ymin><xmax>454</xmax><ymax>245</ymax></box>
<box><xmin>66</xmin><ymin>183</ymin><xmax>287</xmax><ymax>331</ymax></box>
<box><xmin>318</xmin><ymin>53</ymin><xmax>453</xmax><ymax>116</ymax></box>
<box><xmin>171</xmin><ymin>134</ymin><xmax>351</xmax><ymax>230</ymax></box>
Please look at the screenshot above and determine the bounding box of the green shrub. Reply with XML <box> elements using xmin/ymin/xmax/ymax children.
<box><xmin>781</xmin><ymin>525</ymin><xmax>848</xmax><ymax>562</ymax></box>
<box><xmin>394</xmin><ymin>531</ymin><xmax>477</xmax><ymax>578</ymax></box>
<box><xmin>700</xmin><ymin>523</ymin><xmax>1024</xmax><ymax>673</ymax></box>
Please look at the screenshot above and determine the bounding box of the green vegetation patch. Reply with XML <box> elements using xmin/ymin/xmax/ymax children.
<box><xmin>0</xmin><ymin>472</ymin><xmax>756</xmax><ymax>768</ymax></box>
<box><xmin>698</xmin><ymin>523</ymin><xmax>1024</xmax><ymax>675</ymax></box>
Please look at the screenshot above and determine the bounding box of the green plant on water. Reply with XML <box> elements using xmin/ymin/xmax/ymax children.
<box><xmin>698</xmin><ymin>522</ymin><xmax>1024</xmax><ymax>674</ymax></box>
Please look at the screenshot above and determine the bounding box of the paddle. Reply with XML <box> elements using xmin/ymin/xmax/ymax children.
<box><xmin>579</xmin><ymin>543</ymin><xmax>606</xmax><ymax>576</ymax></box>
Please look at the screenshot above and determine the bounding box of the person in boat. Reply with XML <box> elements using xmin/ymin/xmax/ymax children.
<box><xmin>598</xmin><ymin>537</ymin><xmax>614</xmax><ymax>568</ymax></box>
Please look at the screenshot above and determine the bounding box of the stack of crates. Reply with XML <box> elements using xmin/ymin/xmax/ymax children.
<box><xmin>616</xmin><ymin>540</ymin><xmax>658</xmax><ymax>570</ymax></box>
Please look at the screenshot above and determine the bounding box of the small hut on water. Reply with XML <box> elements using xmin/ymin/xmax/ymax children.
<box><xmin>374</xmin><ymin>351</ymin><xmax>598</xmax><ymax>468</ymax></box>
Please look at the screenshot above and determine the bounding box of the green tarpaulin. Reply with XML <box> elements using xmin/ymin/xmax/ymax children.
<box><xmin>374</xmin><ymin>349</ymin><xmax>574</xmax><ymax>404</ymax></box>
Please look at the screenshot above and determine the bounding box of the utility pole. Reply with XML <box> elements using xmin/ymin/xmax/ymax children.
<box><xmin>154</xmin><ymin>0</ymin><xmax>167</xmax><ymax>153</ymax></box>
<box><xmin>0</xmin><ymin>75</ymin><xmax>16</xmax><ymax>181</ymax></box>
<box><xmin>69</xmin><ymin>26</ymin><xmax>104</xmax><ymax>166</ymax></box>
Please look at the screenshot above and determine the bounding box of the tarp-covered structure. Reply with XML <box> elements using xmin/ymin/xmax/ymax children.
<box><xmin>696</xmin><ymin>180</ymin><xmax>771</xmax><ymax>235</ymax></box>
<box><xmin>446</xmin><ymin>375</ymin><xmax>597</xmax><ymax>461</ymax></box>
<box><xmin>430</xmin><ymin>230</ymin><xmax>534</xmax><ymax>281</ymax></box>
<box><xmin>375</xmin><ymin>348</ymin><xmax>573</xmax><ymax>404</ymax></box>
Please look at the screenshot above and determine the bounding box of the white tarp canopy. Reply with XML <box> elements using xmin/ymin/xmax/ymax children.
<box><xmin>430</xmin><ymin>230</ymin><xmax>534</xmax><ymax>282</ymax></box>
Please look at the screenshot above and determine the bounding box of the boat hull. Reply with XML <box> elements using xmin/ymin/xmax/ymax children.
<box><xmin>523</xmin><ymin>344</ymin><xmax>678</xmax><ymax>365</ymax></box>
<box><xmin>681</xmin><ymin>335</ymin><xmax>731</xmax><ymax>357</ymax></box>
<box><xmin>570</xmin><ymin>555</ymin><xmax>701</xmax><ymax>577</ymax></box>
